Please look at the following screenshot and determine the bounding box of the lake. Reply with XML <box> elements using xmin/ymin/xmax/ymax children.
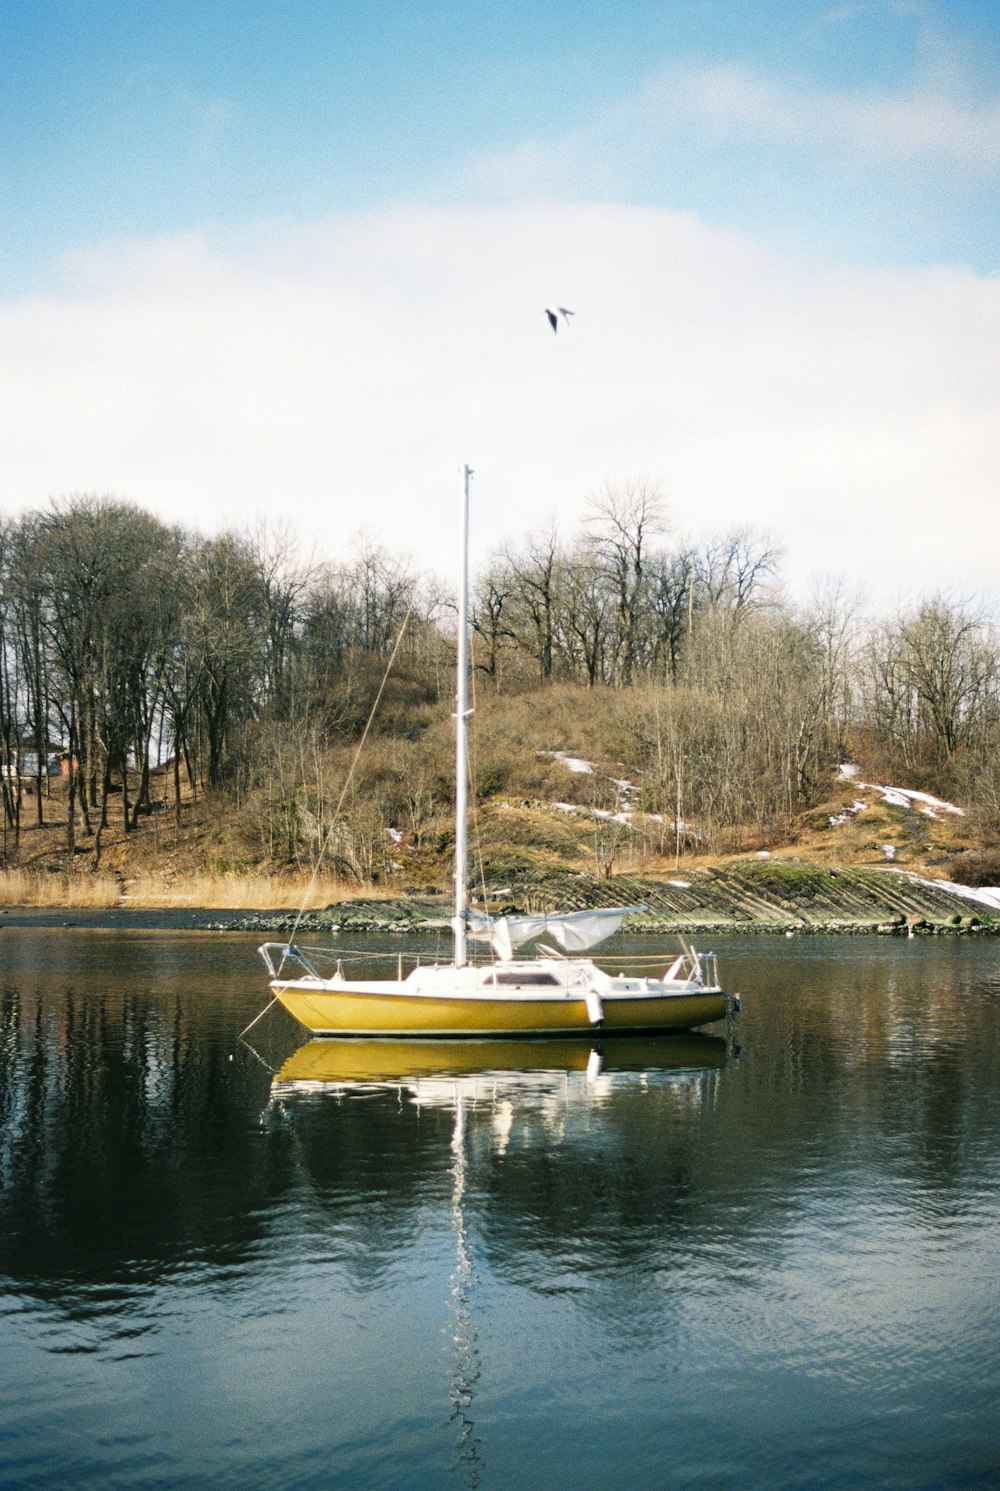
<box><xmin>1</xmin><ymin>927</ymin><xmax>998</xmax><ymax>1489</ymax></box>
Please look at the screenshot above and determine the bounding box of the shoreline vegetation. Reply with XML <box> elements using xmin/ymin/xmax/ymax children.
<box><xmin>4</xmin><ymin>493</ymin><xmax>1000</xmax><ymax>937</ymax></box>
<box><xmin>2</xmin><ymin>861</ymin><xmax>996</xmax><ymax>936</ymax></box>
<box><xmin>0</xmin><ymin>868</ymin><xmax>396</xmax><ymax>911</ymax></box>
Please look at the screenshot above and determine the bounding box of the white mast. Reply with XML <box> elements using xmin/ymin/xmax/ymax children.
<box><xmin>453</xmin><ymin>464</ymin><xmax>472</xmax><ymax>967</ymax></box>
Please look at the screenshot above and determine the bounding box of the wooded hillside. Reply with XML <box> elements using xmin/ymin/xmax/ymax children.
<box><xmin>2</xmin><ymin>486</ymin><xmax>998</xmax><ymax>892</ymax></box>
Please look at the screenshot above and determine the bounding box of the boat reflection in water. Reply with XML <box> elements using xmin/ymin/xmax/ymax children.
<box><xmin>270</xmin><ymin>1031</ymin><xmax>730</xmax><ymax>1105</ymax></box>
<box><xmin>268</xmin><ymin>1032</ymin><xmax>732</xmax><ymax>1490</ymax></box>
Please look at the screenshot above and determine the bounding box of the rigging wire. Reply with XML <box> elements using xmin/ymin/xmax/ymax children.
<box><xmin>273</xmin><ymin>601</ymin><xmax>416</xmax><ymax>980</ymax></box>
<box><xmin>465</xmin><ymin>632</ymin><xmax>494</xmax><ymax>956</ymax></box>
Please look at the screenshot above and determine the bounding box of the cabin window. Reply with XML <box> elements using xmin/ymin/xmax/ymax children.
<box><xmin>483</xmin><ymin>971</ymin><xmax>561</xmax><ymax>987</ymax></box>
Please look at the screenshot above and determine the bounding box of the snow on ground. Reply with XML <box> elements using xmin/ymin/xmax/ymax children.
<box><xmin>545</xmin><ymin>751</ymin><xmax>594</xmax><ymax>775</ymax></box>
<box><xmin>546</xmin><ymin>750</ymin><xmax>644</xmax><ymax>799</ymax></box>
<box><xmin>592</xmin><ymin>807</ymin><xmax>633</xmax><ymax>824</ymax></box>
<box><xmin>829</xmin><ymin>800</ymin><xmax>868</xmax><ymax>827</ymax></box>
<box><xmin>553</xmin><ymin>800</ymin><xmax>630</xmax><ymax>825</ymax></box>
<box><xmin>873</xmin><ymin>786</ymin><xmax>964</xmax><ymax>817</ymax></box>
<box><xmin>907</xmin><ymin>874</ymin><xmax>1000</xmax><ymax>911</ymax></box>
<box><xmin>554</xmin><ymin>799</ymin><xmax>669</xmax><ymax>829</ymax></box>
<box><xmin>836</xmin><ymin>764</ymin><xmax>965</xmax><ymax>818</ymax></box>
<box><xmin>546</xmin><ymin>750</ymin><xmax>646</xmax><ymax>824</ymax></box>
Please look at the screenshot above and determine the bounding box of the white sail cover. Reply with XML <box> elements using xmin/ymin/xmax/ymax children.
<box><xmin>466</xmin><ymin>905</ymin><xmax>646</xmax><ymax>961</ymax></box>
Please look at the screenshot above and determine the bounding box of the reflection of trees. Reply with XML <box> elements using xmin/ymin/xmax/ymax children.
<box><xmin>0</xmin><ymin>936</ymin><xmax>997</xmax><ymax>1322</ymax></box>
<box><xmin>0</xmin><ymin>956</ymin><xmax>451</xmax><ymax>1308</ymax></box>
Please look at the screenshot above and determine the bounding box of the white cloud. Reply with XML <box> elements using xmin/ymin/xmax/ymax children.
<box><xmin>663</xmin><ymin>62</ymin><xmax>1000</xmax><ymax>170</ymax></box>
<box><xmin>1</xmin><ymin>202</ymin><xmax>998</xmax><ymax>602</ymax></box>
<box><xmin>462</xmin><ymin>41</ymin><xmax>1000</xmax><ymax>207</ymax></box>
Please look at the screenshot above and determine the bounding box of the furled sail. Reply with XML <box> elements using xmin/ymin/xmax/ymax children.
<box><xmin>466</xmin><ymin>905</ymin><xmax>646</xmax><ymax>961</ymax></box>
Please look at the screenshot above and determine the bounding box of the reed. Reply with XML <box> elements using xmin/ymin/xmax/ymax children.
<box><xmin>122</xmin><ymin>872</ymin><xmax>396</xmax><ymax>909</ymax></box>
<box><xmin>0</xmin><ymin>870</ymin><xmax>121</xmax><ymax>907</ymax></box>
<box><xmin>0</xmin><ymin>868</ymin><xmax>399</xmax><ymax>910</ymax></box>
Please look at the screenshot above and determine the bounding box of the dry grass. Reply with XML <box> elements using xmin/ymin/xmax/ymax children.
<box><xmin>0</xmin><ymin>870</ymin><xmax>122</xmax><ymax>907</ymax></box>
<box><xmin>121</xmin><ymin>872</ymin><xmax>398</xmax><ymax>909</ymax></box>
<box><xmin>0</xmin><ymin>867</ymin><xmax>397</xmax><ymax>910</ymax></box>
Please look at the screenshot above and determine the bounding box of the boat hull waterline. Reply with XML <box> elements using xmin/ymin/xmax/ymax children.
<box><xmin>266</xmin><ymin>977</ymin><xmax>731</xmax><ymax>1037</ymax></box>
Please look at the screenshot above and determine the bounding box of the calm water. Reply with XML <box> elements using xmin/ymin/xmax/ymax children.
<box><xmin>1</xmin><ymin>928</ymin><xmax>998</xmax><ymax>1490</ymax></box>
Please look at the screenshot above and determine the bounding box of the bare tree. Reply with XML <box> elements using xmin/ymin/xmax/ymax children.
<box><xmin>859</xmin><ymin>596</ymin><xmax>999</xmax><ymax>779</ymax></box>
<box><xmin>648</xmin><ymin>542</ymin><xmax>699</xmax><ymax>683</ymax></box>
<box><xmin>586</xmin><ymin>481</ymin><xmax>667</xmax><ymax>684</ymax></box>
<box><xmin>697</xmin><ymin>526</ymin><xmax>783</xmax><ymax>614</ymax></box>
<box><xmin>470</xmin><ymin>558</ymin><xmax>517</xmax><ymax>683</ymax></box>
<box><xmin>502</xmin><ymin>523</ymin><xmax>564</xmax><ymax>683</ymax></box>
<box><xmin>803</xmin><ymin>576</ymin><xmax>865</xmax><ymax>765</ymax></box>
<box><xmin>561</xmin><ymin>542</ymin><xmax>614</xmax><ymax>687</ymax></box>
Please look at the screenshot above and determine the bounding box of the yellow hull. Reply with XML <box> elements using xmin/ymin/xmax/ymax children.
<box><xmin>270</xmin><ymin>982</ymin><xmax>728</xmax><ymax>1037</ymax></box>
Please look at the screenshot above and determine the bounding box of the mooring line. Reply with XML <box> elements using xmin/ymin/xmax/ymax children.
<box><xmin>236</xmin><ymin>992</ymin><xmax>282</xmax><ymax>1042</ymax></box>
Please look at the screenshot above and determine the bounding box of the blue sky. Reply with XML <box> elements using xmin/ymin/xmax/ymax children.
<box><xmin>4</xmin><ymin>0</ymin><xmax>998</xmax><ymax>279</ymax></box>
<box><xmin>1</xmin><ymin>0</ymin><xmax>998</xmax><ymax>598</ymax></box>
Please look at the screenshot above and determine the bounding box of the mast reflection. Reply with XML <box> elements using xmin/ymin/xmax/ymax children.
<box><xmin>267</xmin><ymin>1032</ymin><xmax>732</xmax><ymax>1489</ymax></box>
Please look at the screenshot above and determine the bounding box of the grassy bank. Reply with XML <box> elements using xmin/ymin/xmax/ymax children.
<box><xmin>1</xmin><ymin>858</ymin><xmax>996</xmax><ymax>932</ymax></box>
<box><xmin>0</xmin><ymin>868</ymin><xmax>395</xmax><ymax>910</ymax></box>
<box><xmin>2</xmin><ymin>730</ymin><xmax>996</xmax><ymax>923</ymax></box>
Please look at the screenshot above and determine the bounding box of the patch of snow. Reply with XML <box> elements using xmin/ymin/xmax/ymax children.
<box><xmin>907</xmin><ymin>875</ymin><xmax>1000</xmax><ymax>912</ymax></box>
<box><xmin>668</xmin><ymin>879</ymin><xmax>691</xmax><ymax>889</ymax></box>
<box><xmin>829</xmin><ymin>799</ymin><xmax>867</xmax><ymax>827</ymax></box>
<box><xmin>546</xmin><ymin>750</ymin><xmax>594</xmax><ymax>774</ymax></box>
<box><xmin>899</xmin><ymin>788</ymin><xmax>963</xmax><ymax>817</ymax></box>
<box><xmin>881</xmin><ymin>789</ymin><xmax>912</xmax><ymax>810</ymax></box>
<box><xmin>757</xmin><ymin>850</ymin><xmax>770</xmax><ymax>858</ymax></box>
<box><xmin>882</xmin><ymin>844</ymin><xmax>896</xmax><ymax>859</ymax></box>
<box><xmin>836</xmin><ymin>763</ymin><xmax>964</xmax><ymax>817</ymax></box>
<box><xmin>553</xmin><ymin>799</ymin><xmax>658</xmax><ymax>828</ymax></box>
<box><xmin>557</xmin><ymin>801</ymin><xmax>634</xmax><ymax>825</ymax></box>
<box><xmin>859</xmin><ymin>781</ymin><xmax>964</xmax><ymax>817</ymax></box>
<box><xmin>386</xmin><ymin>827</ymin><xmax>403</xmax><ymax>845</ymax></box>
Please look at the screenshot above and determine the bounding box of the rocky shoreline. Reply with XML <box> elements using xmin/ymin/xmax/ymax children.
<box><xmin>3</xmin><ymin>861</ymin><xmax>995</xmax><ymax>937</ymax></box>
<box><xmin>220</xmin><ymin>861</ymin><xmax>1000</xmax><ymax>937</ymax></box>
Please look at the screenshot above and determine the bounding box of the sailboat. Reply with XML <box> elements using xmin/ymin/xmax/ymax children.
<box><xmin>257</xmin><ymin>466</ymin><xmax>739</xmax><ymax>1039</ymax></box>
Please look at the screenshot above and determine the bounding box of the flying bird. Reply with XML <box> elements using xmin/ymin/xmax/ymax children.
<box><xmin>545</xmin><ymin>306</ymin><xmax>574</xmax><ymax>333</ymax></box>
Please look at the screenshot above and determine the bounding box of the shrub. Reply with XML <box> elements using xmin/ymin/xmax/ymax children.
<box><xmin>944</xmin><ymin>850</ymin><xmax>1000</xmax><ymax>888</ymax></box>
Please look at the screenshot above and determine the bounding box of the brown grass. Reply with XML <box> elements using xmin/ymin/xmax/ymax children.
<box><xmin>0</xmin><ymin>868</ymin><xmax>397</xmax><ymax>910</ymax></box>
<box><xmin>122</xmin><ymin>872</ymin><xmax>398</xmax><ymax>909</ymax></box>
<box><xmin>0</xmin><ymin>870</ymin><xmax>122</xmax><ymax>907</ymax></box>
